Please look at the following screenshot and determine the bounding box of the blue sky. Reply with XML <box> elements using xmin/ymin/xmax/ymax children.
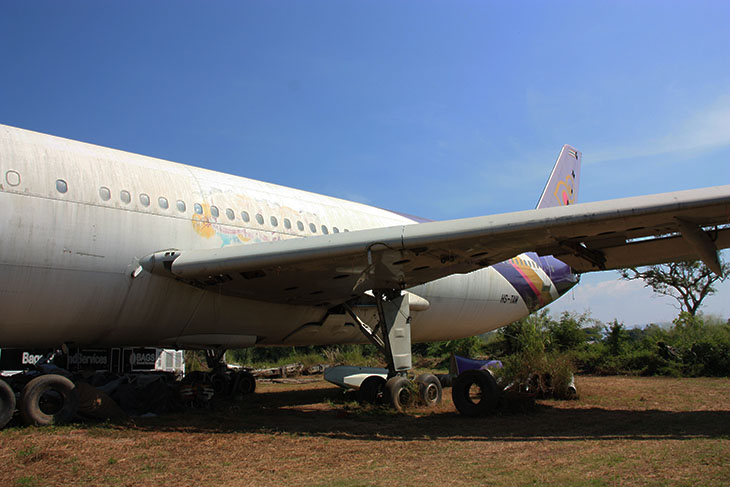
<box><xmin>2</xmin><ymin>1</ymin><xmax>729</xmax><ymax>325</ymax></box>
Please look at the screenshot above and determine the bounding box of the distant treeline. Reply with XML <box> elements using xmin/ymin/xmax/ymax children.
<box><xmin>215</xmin><ymin>311</ymin><xmax>730</xmax><ymax>378</ymax></box>
<box><xmin>484</xmin><ymin>311</ymin><xmax>730</xmax><ymax>377</ymax></box>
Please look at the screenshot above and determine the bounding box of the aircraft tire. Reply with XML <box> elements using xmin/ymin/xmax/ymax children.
<box><xmin>210</xmin><ymin>373</ymin><xmax>231</xmax><ymax>396</ymax></box>
<box><xmin>384</xmin><ymin>376</ymin><xmax>414</xmax><ymax>413</ymax></box>
<box><xmin>452</xmin><ymin>369</ymin><xmax>500</xmax><ymax>417</ymax></box>
<box><xmin>234</xmin><ymin>370</ymin><xmax>256</xmax><ymax>395</ymax></box>
<box><xmin>357</xmin><ymin>375</ymin><xmax>386</xmax><ymax>404</ymax></box>
<box><xmin>415</xmin><ymin>373</ymin><xmax>442</xmax><ymax>407</ymax></box>
<box><xmin>20</xmin><ymin>374</ymin><xmax>79</xmax><ymax>426</ymax></box>
<box><xmin>0</xmin><ymin>379</ymin><xmax>16</xmax><ymax>429</ymax></box>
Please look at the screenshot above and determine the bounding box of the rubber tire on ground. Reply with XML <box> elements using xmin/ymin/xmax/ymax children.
<box><xmin>384</xmin><ymin>376</ymin><xmax>414</xmax><ymax>413</ymax></box>
<box><xmin>20</xmin><ymin>374</ymin><xmax>79</xmax><ymax>426</ymax></box>
<box><xmin>357</xmin><ymin>376</ymin><xmax>386</xmax><ymax>404</ymax></box>
<box><xmin>234</xmin><ymin>370</ymin><xmax>256</xmax><ymax>395</ymax></box>
<box><xmin>0</xmin><ymin>379</ymin><xmax>16</xmax><ymax>429</ymax></box>
<box><xmin>415</xmin><ymin>373</ymin><xmax>443</xmax><ymax>407</ymax></box>
<box><xmin>451</xmin><ymin>369</ymin><xmax>500</xmax><ymax>417</ymax></box>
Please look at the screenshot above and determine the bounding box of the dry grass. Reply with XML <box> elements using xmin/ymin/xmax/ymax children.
<box><xmin>1</xmin><ymin>376</ymin><xmax>729</xmax><ymax>486</ymax></box>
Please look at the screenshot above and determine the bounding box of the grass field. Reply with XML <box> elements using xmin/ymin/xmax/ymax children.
<box><xmin>1</xmin><ymin>376</ymin><xmax>729</xmax><ymax>486</ymax></box>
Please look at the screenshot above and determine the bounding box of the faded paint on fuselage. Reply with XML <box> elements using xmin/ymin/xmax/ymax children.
<box><xmin>0</xmin><ymin>125</ymin><xmax>575</xmax><ymax>349</ymax></box>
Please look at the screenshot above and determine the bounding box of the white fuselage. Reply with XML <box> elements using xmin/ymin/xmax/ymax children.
<box><xmin>0</xmin><ymin>126</ymin><xmax>559</xmax><ymax>349</ymax></box>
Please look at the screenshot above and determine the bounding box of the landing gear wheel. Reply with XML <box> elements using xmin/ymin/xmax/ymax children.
<box><xmin>20</xmin><ymin>374</ymin><xmax>79</xmax><ymax>426</ymax></box>
<box><xmin>0</xmin><ymin>379</ymin><xmax>16</xmax><ymax>429</ymax></box>
<box><xmin>385</xmin><ymin>376</ymin><xmax>415</xmax><ymax>413</ymax></box>
<box><xmin>210</xmin><ymin>373</ymin><xmax>231</xmax><ymax>397</ymax></box>
<box><xmin>233</xmin><ymin>370</ymin><xmax>256</xmax><ymax>395</ymax></box>
<box><xmin>415</xmin><ymin>373</ymin><xmax>442</xmax><ymax>407</ymax></box>
<box><xmin>452</xmin><ymin>369</ymin><xmax>500</xmax><ymax>417</ymax></box>
<box><xmin>358</xmin><ymin>376</ymin><xmax>386</xmax><ymax>404</ymax></box>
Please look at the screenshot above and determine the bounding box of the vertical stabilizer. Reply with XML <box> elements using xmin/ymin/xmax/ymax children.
<box><xmin>536</xmin><ymin>145</ymin><xmax>581</xmax><ymax>209</ymax></box>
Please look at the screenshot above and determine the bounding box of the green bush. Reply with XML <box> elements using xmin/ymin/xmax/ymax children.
<box><xmin>621</xmin><ymin>349</ymin><xmax>664</xmax><ymax>376</ymax></box>
<box><xmin>322</xmin><ymin>346</ymin><xmax>383</xmax><ymax>367</ymax></box>
<box><xmin>425</xmin><ymin>335</ymin><xmax>485</xmax><ymax>359</ymax></box>
<box><xmin>546</xmin><ymin>312</ymin><xmax>590</xmax><ymax>352</ymax></box>
<box><xmin>226</xmin><ymin>344</ymin><xmax>380</xmax><ymax>368</ymax></box>
<box><xmin>497</xmin><ymin>351</ymin><xmax>576</xmax><ymax>399</ymax></box>
<box><xmin>574</xmin><ymin>345</ymin><xmax>608</xmax><ymax>374</ymax></box>
<box><xmin>546</xmin><ymin>353</ymin><xmax>577</xmax><ymax>399</ymax></box>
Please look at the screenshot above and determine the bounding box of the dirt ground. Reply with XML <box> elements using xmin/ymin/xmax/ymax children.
<box><xmin>1</xmin><ymin>375</ymin><xmax>729</xmax><ymax>487</ymax></box>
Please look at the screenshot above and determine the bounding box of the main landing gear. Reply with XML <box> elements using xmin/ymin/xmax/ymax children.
<box><xmin>344</xmin><ymin>291</ymin><xmax>442</xmax><ymax>412</ymax></box>
<box><xmin>205</xmin><ymin>348</ymin><xmax>256</xmax><ymax>397</ymax></box>
<box><xmin>179</xmin><ymin>348</ymin><xmax>256</xmax><ymax>406</ymax></box>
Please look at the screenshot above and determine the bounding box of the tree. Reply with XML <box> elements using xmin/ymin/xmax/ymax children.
<box><xmin>619</xmin><ymin>258</ymin><xmax>729</xmax><ymax>316</ymax></box>
<box><xmin>425</xmin><ymin>336</ymin><xmax>484</xmax><ymax>358</ymax></box>
<box><xmin>546</xmin><ymin>311</ymin><xmax>591</xmax><ymax>352</ymax></box>
<box><xmin>604</xmin><ymin>319</ymin><xmax>628</xmax><ymax>355</ymax></box>
<box><xmin>497</xmin><ymin>309</ymin><xmax>551</xmax><ymax>356</ymax></box>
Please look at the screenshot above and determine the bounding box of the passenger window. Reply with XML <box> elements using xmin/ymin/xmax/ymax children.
<box><xmin>158</xmin><ymin>197</ymin><xmax>169</xmax><ymax>209</ymax></box>
<box><xmin>241</xmin><ymin>211</ymin><xmax>250</xmax><ymax>222</ymax></box>
<box><xmin>99</xmin><ymin>187</ymin><xmax>111</xmax><ymax>201</ymax></box>
<box><xmin>270</xmin><ymin>216</ymin><xmax>278</xmax><ymax>227</ymax></box>
<box><xmin>321</xmin><ymin>225</ymin><xmax>329</xmax><ymax>235</ymax></box>
<box><xmin>309</xmin><ymin>223</ymin><xmax>317</xmax><ymax>233</ymax></box>
<box><xmin>177</xmin><ymin>200</ymin><xmax>186</xmax><ymax>212</ymax></box>
<box><xmin>210</xmin><ymin>206</ymin><xmax>219</xmax><ymax>218</ymax></box>
<box><xmin>5</xmin><ymin>170</ymin><xmax>20</xmax><ymax>186</ymax></box>
<box><xmin>120</xmin><ymin>190</ymin><xmax>131</xmax><ymax>204</ymax></box>
<box><xmin>284</xmin><ymin>218</ymin><xmax>292</xmax><ymax>230</ymax></box>
<box><xmin>194</xmin><ymin>203</ymin><xmax>203</xmax><ymax>215</ymax></box>
<box><xmin>297</xmin><ymin>221</ymin><xmax>304</xmax><ymax>231</ymax></box>
<box><xmin>333</xmin><ymin>227</ymin><xmax>339</xmax><ymax>233</ymax></box>
<box><xmin>140</xmin><ymin>193</ymin><xmax>150</xmax><ymax>206</ymax></box>
<box><xmin>56</xmin><ymin>179</ymin><xmax>68</xmax><ymax>194</ymax></box>
<box><xmin>226</xmin><ymin>208</ymin><xmax>234</xmax><ymax>220</ymax></box>
<box><xmin>255</xmin><ymin>213</ymin><xmax>264</xmax><ymax>225</ymax></box>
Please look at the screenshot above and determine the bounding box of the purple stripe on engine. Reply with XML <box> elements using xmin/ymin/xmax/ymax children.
<box><xmin>492</xmin><ymin>261</ymin><xmax>543</xmax><ymax>312</ymax></box>
<box><xmin>530</xmin><ymin>253</ymin><xmax>580</xmax><ymax>295</ymax></box>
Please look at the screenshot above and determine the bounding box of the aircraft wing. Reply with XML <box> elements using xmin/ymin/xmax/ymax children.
<box><xmin>141</xmin><ymin>185</ymin><xmax>730</xmax><ymax>306</ymax></box>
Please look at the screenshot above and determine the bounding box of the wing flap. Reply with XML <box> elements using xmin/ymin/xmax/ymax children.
<box><xmin>556</xmin><ymin>227</ymin><xmax>730</xmax><ymax>273</ymax></box>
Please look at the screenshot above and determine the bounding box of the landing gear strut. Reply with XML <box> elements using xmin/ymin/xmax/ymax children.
<box><xmin>345</xmin><ymin>291</ymin><xmax>442</xmax><ymax>411</ymax></box>
<box><xmin>181</xmin><ymin>349</ymin><xmax>256</xmax><ymax>402</ymax></box>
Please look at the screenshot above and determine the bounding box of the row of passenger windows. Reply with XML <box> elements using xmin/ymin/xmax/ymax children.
<box><xmin>52</xmin><ymin>178</ymin><xmax>349</xmax><ymax>235</ymax></box>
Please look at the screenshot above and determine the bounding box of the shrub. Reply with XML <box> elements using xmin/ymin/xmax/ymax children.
<box><xmin>546</xmin><ymin>312</ymin><xmax>590</xmax><ymax>352</ymax></box>
<box><xmin>426</xmin><ymin>336</ymin><xmax>485</xmax><ymax>359</ymax></box>
<box><xmin>322</xmin><ymin>346</ymin><xmax>383</xmax><ymax>367</ymax></box>
<box><xmin>497</xmin><ymin>351</ymin><xmax>576</xmax><ymax>399</ymax></box>
<box><xmin>621</xmin><ymin>349</ymin><xmax>664</xmax><ymax>376</ymax></box>
<box><xmin>545</xmin><ymin>353</ymin><xmax>577</xmax><ymax>399</ymax></box>
<box><xmin>574</xmin><ymin>345</ymin><xmax>606</xmax><ymax>374</ymax></box>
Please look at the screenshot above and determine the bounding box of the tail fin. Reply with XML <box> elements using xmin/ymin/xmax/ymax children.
<box><xmin>536</xmin><ymin>144</ymin><xmax>581</xmax><ymax>209</ymax></box>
